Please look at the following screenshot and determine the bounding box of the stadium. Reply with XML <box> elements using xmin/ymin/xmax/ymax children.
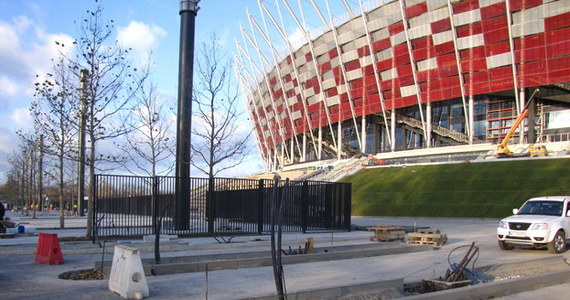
<box><xmin>235</xmin><ymin>0</ymin><xmax>570</xmax><ymax>172</ymax></box>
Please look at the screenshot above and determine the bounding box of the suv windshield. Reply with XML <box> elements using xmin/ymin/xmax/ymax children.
<box><xmin>517</xmin><ymin>201</ymin><xmax>563</xmax><ymax>216</ymax></box>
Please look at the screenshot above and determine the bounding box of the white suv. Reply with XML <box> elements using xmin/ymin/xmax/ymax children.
<box><xmin>497</xmin><ymin>196</ymin><xmax>570</xmax><ymax>253</ymax></box>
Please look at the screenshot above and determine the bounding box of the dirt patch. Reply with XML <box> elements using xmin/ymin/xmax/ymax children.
<box><xmin>59</xmin><ymin>269</ymin><xmax>104</xmax><ymax>280</ymax></box>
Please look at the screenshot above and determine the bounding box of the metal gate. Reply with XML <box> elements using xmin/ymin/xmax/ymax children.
<box><xmin>93</xmin><ymin>175</ymin><xmax>351</xmax><ymax>238</ymax></box>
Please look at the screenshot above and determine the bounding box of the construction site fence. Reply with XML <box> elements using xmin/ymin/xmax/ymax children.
<box><xmin>93</xmin><ymin>175</ymin><xmax>351</xmax><ymax>239</ymax></box>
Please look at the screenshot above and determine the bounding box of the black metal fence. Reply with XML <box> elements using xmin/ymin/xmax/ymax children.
<box><xmin>93</xmin><ymin>175</ymin><xmax>351</xmax><ymax>238</ymax></box>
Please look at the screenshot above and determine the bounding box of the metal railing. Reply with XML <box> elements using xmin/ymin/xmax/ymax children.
<box><xmin>93</xmin><ymin>175</ymin><xmax>351</xmax><ymax>238</ymax></box>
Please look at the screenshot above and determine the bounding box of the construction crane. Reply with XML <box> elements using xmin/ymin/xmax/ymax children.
<box><xmin>496</xmin><ymin>88</ymin><xmax>544</xmax><ymax>158</ymax></box>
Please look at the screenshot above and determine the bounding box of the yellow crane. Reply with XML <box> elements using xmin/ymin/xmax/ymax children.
<box><xmin>496</xmin><ymin>88</ymin><xmax>545</xmax><ymax>158</ymax></box>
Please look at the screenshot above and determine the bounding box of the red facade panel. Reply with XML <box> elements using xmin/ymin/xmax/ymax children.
<box><xmin>405</xmin><ymin>2</ymin><xmax>428</xmax><ymax>18</ymax></box>
<box><xmin>372</xmin><ymin>38</ymin><xmax>391</xmax><ymax>52</ymax></box>
<box><xmin>545</xmin><ymin>12</ymin><xmax>570</xmax><ymax>32</ymax></box>
<box><xmin>456</xmin><ymin>22</ymin><xmax>483</xmax><ymax>38</ymax></box>
<box><xmin>434</xmin><ymin>41</ymin><xmax>455</xmax><ymax>56</ymax></box>
<box><xmin>452</xmin><ymin>0</ymin><xmax>479</xmax><ymax>14</ymax></box>
<box><xmin>388</xmin><ymin>22</ymin><xmax>405</xmax><ymax>36</ymax></box>
<box><xmin>547</xmin><ymin>40</ymin><xmax>570</xmax><ymax>59</ymax></box>
<box><xmin>431</xmin><ymin>18</ymin><xmax>451</xmax><ymax>34</ymax></box>
<box><xmin>480</xmin><ymin>2</ymin><xmax>506</xmax><ymax>20</ymax></box>
<box><xmin>508</xmin><ymin>0</ymin><xmax>542</xmax><ymax>12</ymax></box>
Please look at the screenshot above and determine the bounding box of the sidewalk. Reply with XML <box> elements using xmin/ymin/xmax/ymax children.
<box><xmin>1</xmin><ymin>210</ymin><xmax>569</xmax><ymax>299</ymax></box>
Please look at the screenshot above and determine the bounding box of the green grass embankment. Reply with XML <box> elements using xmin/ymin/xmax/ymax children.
<box><xmin>341</xmin><ymin>158</ymin><xmax>570</xmax><ymax>218</ymax></box>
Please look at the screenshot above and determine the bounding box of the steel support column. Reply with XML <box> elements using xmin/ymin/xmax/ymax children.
<box><xmin>175</xmin><ymin>0</ymin><xmax>199</xmax><ymax>230</ymax></box>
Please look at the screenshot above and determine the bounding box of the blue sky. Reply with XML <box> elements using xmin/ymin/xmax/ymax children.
<box><xmin>0</xmin><ymin>0</ymin><xmax>358</xmax><ymax>183</ymax></box>
<box><xmin>0</xmin><ymin>0</ymin><xmax>265</xmax><ymax>182</ymax></box>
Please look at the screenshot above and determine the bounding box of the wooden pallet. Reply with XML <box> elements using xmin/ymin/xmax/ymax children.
<box><xmin>368</xmin><ymin>225</ymin><xmax>406</xmax><ymax>242</ymax></box>
<box><xmin>407</xmin><ymin>228</ymin><xmax>448</xmax><ymax>246</ymax></box>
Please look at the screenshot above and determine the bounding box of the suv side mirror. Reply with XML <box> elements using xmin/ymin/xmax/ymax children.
<box><xmin>566</xmin><ymin>210</ymin><xmax>570</xmax><ymax>217</ymax></box>
<box><xmin>513</xmin><ymin>208</ymin><xmax>519</xmax><ymax>215</ymax></box>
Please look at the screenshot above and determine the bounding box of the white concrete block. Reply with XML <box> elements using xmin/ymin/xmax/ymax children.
<box><xmin>109</xmin><ymin>245</ymin><xmax>149</xmax><ymax>299</ymax></box>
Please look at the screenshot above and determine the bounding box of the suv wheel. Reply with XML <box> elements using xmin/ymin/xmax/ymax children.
<box><xmin>547</xmin><ymin>231</ymin><xmax>566</xmax><ymax>254</ymax></box>
<box><xmin>498</xmin><ymin>240</ymin><xmax>514</xmax><ymax>250</ymax></box>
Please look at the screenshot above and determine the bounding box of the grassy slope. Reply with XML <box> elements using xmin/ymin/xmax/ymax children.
<box><xmin>341</xmin><ymin>158</ymin><xmax>570</xmax><ymax>218</ymax></box>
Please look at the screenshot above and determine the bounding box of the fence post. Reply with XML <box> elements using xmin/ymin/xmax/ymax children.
<box><xmin>257</xmin><ymin>179</ymin><xmax>264</xmax><ymax>235</ymax></box>
<box><xmin>152</xmin><ymin>176</ymin><xmax>159</xmax><ymax>234</ymax></box>
<box><xmin>344</xmin><ymin>183</ymin><xmax>352</xmax><ymax>231</ymax></box>
<box><xmin>301</xmin><ymin>181</ymin><xmax>308</xmax><ymax>233</ymax></box>
<box><xmin>207</xmin><ymin>176</ymin><xmax>215</xmax><ymax>234</ymax></box>
<box><xmin>91</xmin><ymin>174</ymin><xmax>98</xmax><ymax>244</ymax></box>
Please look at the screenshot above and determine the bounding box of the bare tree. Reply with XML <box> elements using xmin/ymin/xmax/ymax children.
<box><xmin>56</xmin><ymin>3</ymin><xmax>148</xmax><ymax>237</ymax></box>
<box><xmin>118</xmin><ymin>76</ymin><xmax>176</xmax><ymax>177</ymax></box>
<box><xmin>31</xmin><ymin>57</ymin><xmax>78</xmax><ymax>228</ymax></box>
<box><xmin>191</xmin><ymin>34</ymin><xmax>252</xmax><ymax>180</ymax></box>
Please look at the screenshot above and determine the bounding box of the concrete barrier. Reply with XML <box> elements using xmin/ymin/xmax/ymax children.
<box><xmin>108</xmin><ymin>245</ymin><xmax>149</xmax><ymax>299</ymax></box>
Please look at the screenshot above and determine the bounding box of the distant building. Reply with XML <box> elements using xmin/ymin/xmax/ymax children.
<box><xmin>235</xmin><ymin>0</ymin><xmax>570</xmax><ymax>171</ymax></box>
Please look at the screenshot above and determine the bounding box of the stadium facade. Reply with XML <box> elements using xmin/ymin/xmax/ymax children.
<box><xmin>235</xmin><ymin>0</ymin><xmax>570</xmax><ymax>171</ymax></box>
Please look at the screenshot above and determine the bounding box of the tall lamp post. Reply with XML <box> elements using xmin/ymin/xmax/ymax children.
<box><xmin>175</xmin><ymin>0</ymin><xmax>199</xmax><ymax>230</ymax></box>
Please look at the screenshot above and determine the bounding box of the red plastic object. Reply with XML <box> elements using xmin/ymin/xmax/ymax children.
<box><xmin>35</xmin><ymin>233</ymin><xmax>64</xmax><ymax>265</ymax></box>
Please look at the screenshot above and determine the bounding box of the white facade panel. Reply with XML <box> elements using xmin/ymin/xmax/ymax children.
<box><xmin>457</xmin><ymin>33</ymin><xmax>485</xmax><ymax>50</ymax></box>
<box><xmin>342</xmin><ymin>50</ymin><xmax>359</xmax><ymax>62</ymax></box>
<box><xmin>543</xmin><ymin>0</ymin><xmax>570</xmax><ymax>18</ymax></box>
<box><xmin>292</xmin><ymin>110</ymin><xmax>302</xmax><ymax>120</ymax></box>
<box><xmin>377</xmin><ymin>48</ymin><xmax>394</xmax><ymax>61</ymax></box>
<box><xmin>511</xmin><ymin>20</ymin><xmax>545</xmax><ymax>38</ymax></box>
<box><xmin>417</xmin><ymin>57</ymin><xmax>438</xmax><ymax>71</ymax></box>
<box><xmin>347</xmin><ymin>69</ymin><xmax>363</xmax><ymax>81</ymax></box>
<box><xmin>390</xmin><ymin>31</ymin><xmax>407</xmax><ymax>46</ymax></box>
<box><xmin>427</xmin><ymin>0</ymin><xmax>448</xmax><ymax>11</ymax></box>
<box><xmin>408</xmin><ymin>24</ymin><xmax>432</xmax><ymax>40</ymax></box>
<box><xmin>400</xmin><ymin>85</ymin><xmax>417</xmax><ymax>97</ymax></box>
<box><xmin>479</xmin><ymin>0</ymin><xmax>503</xmax><ymax>7</ymax></box>
<box><xmin>453</xmin><ymin>9</ymin><xmax>482</xmax><ymax>27</ymax></box>
<box><xmin>323</xmin><ymin>78</ymin><xmax>336</xmax><ymax>90</ymax></box>
<box><xmin>326</xmin><ymin>95</ymin><xmax>340</xmax><ymax>107</ymax></box>
<box><xmin>381</xmin><ymin>68</ymin><xmax>398</xmax><ymax>80</ymax></box>
<box><xmin>433</xmin><ymin>30</ymin><xmax>453</xmax><ymax>45</ymax></box>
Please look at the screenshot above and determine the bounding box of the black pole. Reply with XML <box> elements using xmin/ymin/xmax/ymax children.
<box><xmin>175</xmin><ymin>0</ymin><xmax>199</xmax><ymax>230</ymax></box>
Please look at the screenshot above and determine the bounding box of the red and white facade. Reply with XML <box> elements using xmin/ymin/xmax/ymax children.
<box><xmin>235</xmin><ymin>0</ymin><xmax>570</xmax><ymax>170</ymax></box>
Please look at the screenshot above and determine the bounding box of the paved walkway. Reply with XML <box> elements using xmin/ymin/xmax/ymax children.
<box><xmin>1</xmin><ymin>210</ymin><xmax>569</xmax><ymax>299</ymax></box>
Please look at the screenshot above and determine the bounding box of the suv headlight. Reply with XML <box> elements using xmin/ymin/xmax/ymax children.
<box><xmin>530</xmin><ymin>223</ymin><xmax>548</xmax><ymax>230</ymax></box>
<box><xmin>498</xmin><ymin>221</ymin><xmax>508</xmax><ymax>229</ymax></box>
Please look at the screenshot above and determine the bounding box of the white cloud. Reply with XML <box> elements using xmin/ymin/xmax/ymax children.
<box><xmin>117</xmin><ymin>21</ymin><xmax>167</xmax><ymax>64</ymax></box>
<box><xmin>0</xmin><ymin>75</ymin><xmax>20</xmax><ymax>97</ymax></box>
<box><xmin>9</xmin><ymin>107</ymin><xmax>32</xmax><ymax>131</ymax></box>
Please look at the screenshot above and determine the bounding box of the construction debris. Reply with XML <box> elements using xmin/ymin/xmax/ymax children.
<box><xmin>368</xmin><ymin>225</ymin><xmax>406</xmax><ymax>242</ymax></box>
<box><xmin>407</xmin><ymin>228</ymin><xmax>448</xmax><ymax>246</ymax></box>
